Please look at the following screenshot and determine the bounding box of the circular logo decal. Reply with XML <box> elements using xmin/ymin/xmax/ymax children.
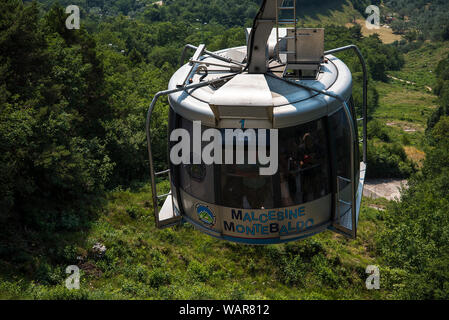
<box><xmin>196</xmin><ymin>204</ymin><xmax>216</xmax><ymax>227</ymax></box>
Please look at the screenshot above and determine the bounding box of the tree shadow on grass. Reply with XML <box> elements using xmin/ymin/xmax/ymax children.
<box><xmin>0</xmin><ymin>195</ymin><xmax>107</xmax><ymax>289</ymax></box>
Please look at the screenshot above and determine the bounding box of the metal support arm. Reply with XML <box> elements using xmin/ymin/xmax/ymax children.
<box><xmin>180</xmin><ymin>44</ymin><xmax>245</xmax><ymax>68</ymax></box>
<box><xmin>246</xmin><ymin>0</ymin><xmax>277</xmax><ymax>73</ymax></box>
<box><xmin>325</xmin><ymin>45</ymin><xmax>368</xmax><ymax>163</ymax></box>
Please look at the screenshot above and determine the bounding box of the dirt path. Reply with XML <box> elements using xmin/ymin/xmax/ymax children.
<box><xmin>363</xmin><ymin>179</ymin><xmax>408</xmax><ymax>201</ymax></box>
<box><xmin>386</xmin><ymin>121</ymin><xmax>421</xmax><ymax>133</ymax></box>
<box><xmin>387</xmin><ymin>75</ymin><xmax>433</xmax><ymax>92</ymax></box>
<box><xmin>387</xmin><ymin>75</ymin><xmax>415</xmax><ymax>85</ymax></box>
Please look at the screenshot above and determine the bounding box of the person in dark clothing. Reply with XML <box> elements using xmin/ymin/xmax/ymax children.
<box><xmin>298</xmin><ymin>133</ymin><xmax>323</xmax><ymax>202</ymax></box>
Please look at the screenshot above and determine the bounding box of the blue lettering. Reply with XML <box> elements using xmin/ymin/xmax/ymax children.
<box><xmin>288</xmin><ymin>221</ymin><xmax>295</xmax><ymax>233</ymax></box>
<box><xmin>251</xmin><ymin>212</ymin><xmax>257</xmax><ymax>221</ymax></box>
<box><xmin>232</xmin><ymin>210</ymin><xmax>242</xmax><ymax>220</ymax></box>
<box><xmin>261</xmin><ymin>225</ymin><xmax>268</xmax><ymax>235</ymax></box>
<box><xmin>306</xmin><ymin>219</ymin><xmax>314</xmax><ymax>229</ymax></box>
<box><xmin>277</xmin><ymin>211</ymin><xmax>284</xmax><ymax>221</ymax></box>
<box><xmin>280</xmin><ymin>225</ymin><xmax>288</xmax><ymax>235</ymax></box>
<box><xmin>246</xmin><ymin>225</ymin><xmax>256</xmax><ymax>235</ymax></box>
<box><xmin>288</xmin><ymin>209</ymin><xmax>298</xmax><ymax>220</ymax></box>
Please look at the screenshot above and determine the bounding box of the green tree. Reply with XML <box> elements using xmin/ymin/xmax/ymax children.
<box><xmin>0</xmin><ymin>1</ymin><xmax>113</xmax><ymax>233</ymax></box>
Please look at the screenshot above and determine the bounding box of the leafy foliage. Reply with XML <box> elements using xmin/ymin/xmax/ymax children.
<box><xmin>428</xmin><ymin>53</ymin><xmax>449</xmax><ymax>131</ymax></box>
<box><xmin>375</xmin><ymin>54</ymin><xmax>449</xmax><ymax>299</ymax></box>
<box><xmin>377</xmin><ymin>121</ymin><xmax>449</xmax><ymax>299</ymax></box>
<box><xmin>0</xmin><ymin>1</ymin><xmax>113</xmax><ymax>233</ymax></box>
<box><xmin>385</xmin><ymin>0</ymin><xmax>449</xmax><ymax>41</ymax></box>
<box><xmin>367</xmin><ymin>140</ymin><xmax>415</xmax><ymax>179</ymax></box>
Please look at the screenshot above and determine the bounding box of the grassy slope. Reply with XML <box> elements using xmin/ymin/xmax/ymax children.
<box><xmin>0</xmin><ymin>183</ymin><xmax>387</xmax><ymax>300</ymax></box>
<box><xmin>388</xmin><ymin>42</ymin><xmax>449</xmax><ymax>90</ymax></box>
<box><xmin>374</xmin><ymin>81</ymin><xmax>437</xmax><ymax>148</ymax></box>
<box><xmin>298</xmin><ymin>0</ymin><xmax>361</xmax><ymax>26</ymax></box>
<box><xmin>372</xmin><ymin>42</ymin><xmax>449</xmax><ymax>162</ymax></box>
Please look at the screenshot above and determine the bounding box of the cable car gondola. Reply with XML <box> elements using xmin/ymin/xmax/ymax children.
<box><xmin>146</xmin><ymin>0</ymin><xmax>367</xmax><ymax>244</ymax></box>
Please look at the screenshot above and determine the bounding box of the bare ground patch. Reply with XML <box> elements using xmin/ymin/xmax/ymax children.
<box><xmin>386</xmin><ymin>121</ymin><xmax>424</xmax><ymax>133</ymax></box>
<box><xmin>363</xmin><ymin>179</ymin><xmax>408</xmax><ymax>201</ymax></box>
<box><xmin>351</xmin><ymin>19</ymin><xmax>402</xmax><ymax>44</ymax></box>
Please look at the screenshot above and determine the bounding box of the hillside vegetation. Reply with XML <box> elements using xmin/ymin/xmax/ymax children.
<box><xmin>0</xmin><ymin>0</ymin><xmax>448</xmax><ymax>300</ymax></box>
<box><xmin>384</xmin><ymin>0</ymin><xmax>449</xmax><ymax>41</ymax></box>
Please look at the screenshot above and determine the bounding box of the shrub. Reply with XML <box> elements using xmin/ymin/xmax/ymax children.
<box><xmin>187</xmin><ymin>260</ymin><xmax>210</xmax><ymax>283</ymax></box>
<box><xmin>368</xmin><ymin>120</ymin><xmax>391</xmax><ymax>142</ymax></box>
<box><xmin>35</xmin><ymin>263</ymin><xmax>64</xmax><ymax>286</ymax></box>
<box><xmin>149</xmin><ymin>249</ymin><xmax>166</xmax><ymax>268</ymax></box>
<box><xmin>32</xmin><ymin>285</ymin><xmax>90</xmax><ymax>300</ymax></box>
<box><xmin>311</xmin><ymin>254</ymin><xmax>342</xmax><ymax>288</ymax></box>
<box><xmin>148</xmin><ymin>268</ymin><xmax>171</xmax><ymax>288</ymax></box>
<box><xmin>229</xmin><ymin>284</ymin><xmax>246</xmax><ymax>300</ymax></box>
<box><xmin>367</xmin><ymin>141</ymin><xmax>415</xmax><ymax>179</ymax></box>
<box><xmin>277</xmin><ymin>255</ymin><xmax>306</xmax><ymax>286</ymax></box>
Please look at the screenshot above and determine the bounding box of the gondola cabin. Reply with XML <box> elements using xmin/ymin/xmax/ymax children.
<box><xmin>146</xmin><ymin>0</ymin><xmax>367</xmax><ymax>244</ymax></box>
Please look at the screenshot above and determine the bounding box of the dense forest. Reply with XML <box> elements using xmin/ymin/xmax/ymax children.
<box><xmin>384</xmin><ymin>0</ymin><xmax>449</xmax><ymax>41</ymax></box>
<box><xmin>0</xmin><ymin>0</ymin><xmax>448</xmax><ymax>299</ymax></box>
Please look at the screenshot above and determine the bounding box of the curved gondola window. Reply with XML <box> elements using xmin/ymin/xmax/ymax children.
<box><xmin>171</xmin><ymin>113</ymin><xmax>331</xmax><ymax>209</ymax></box>
<box><xmin>277</xmin><ymin>118</ymin><xmax>330</xmax><ymax>207</ymax></box>
<box><xmin>329</xmin><ymin>107</ymin><xmax>352</xmax><ymax>190</ymax></box>
<box><xmin>177</xmin><ymin>117</ymin><xmax>216</xmax><ymax>204</ymax></box>
<box><xmin>219</xmin><ymin>118</ymin><xmax>330</xmax><ymax>209</ymax></box>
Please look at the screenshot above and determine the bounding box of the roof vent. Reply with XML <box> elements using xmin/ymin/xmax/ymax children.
<box><xmin>280</xmin><ymin>28</ymin><xmax>325</xmax><ymax>79</ymax></box>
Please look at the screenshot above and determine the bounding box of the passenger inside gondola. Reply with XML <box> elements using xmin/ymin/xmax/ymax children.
<box><xmin>298</xmin><ymin>132</ymin><xmax>322</xmax><ymax>202</ymax></box>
